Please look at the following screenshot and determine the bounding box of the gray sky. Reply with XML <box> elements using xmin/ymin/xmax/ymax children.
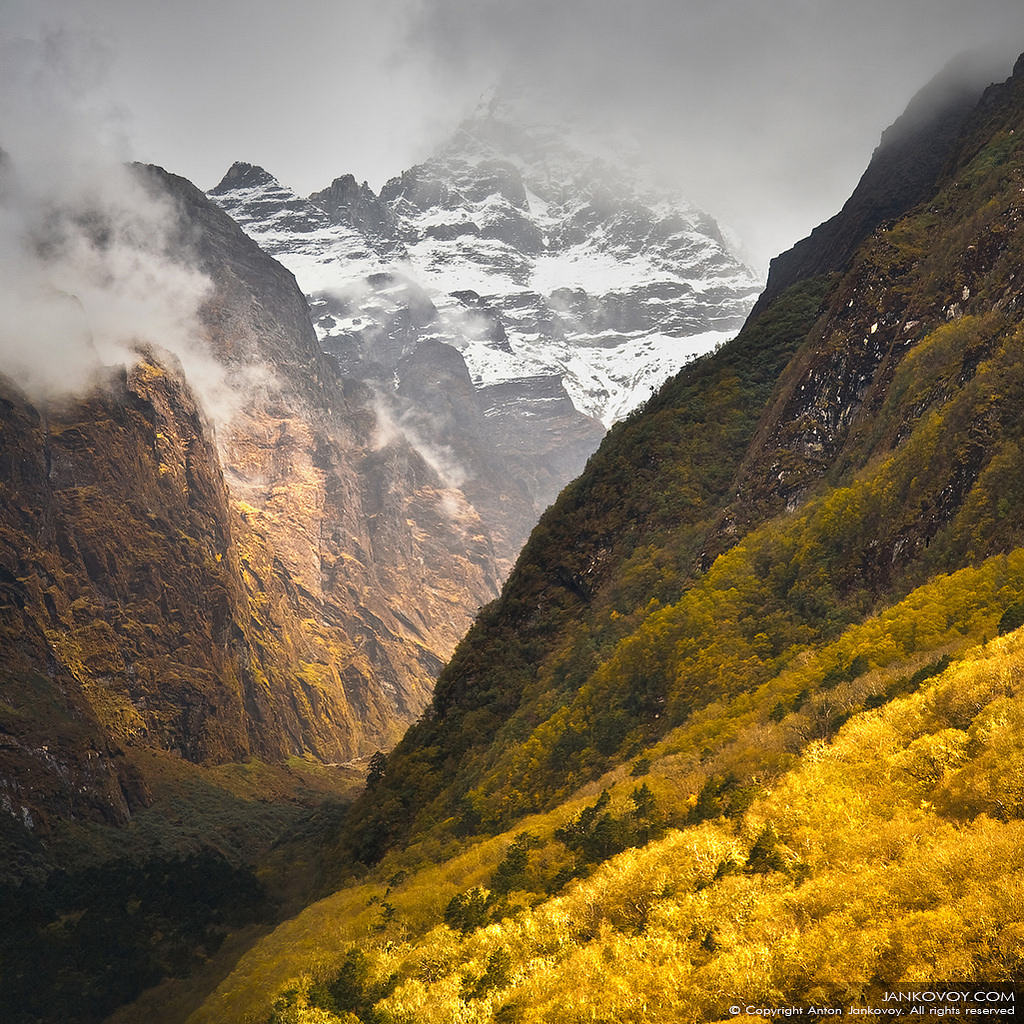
<box><xmin>4</xmin><ymin>0</ymin><xmax>1024</xmax><ymax>273</ymax></box>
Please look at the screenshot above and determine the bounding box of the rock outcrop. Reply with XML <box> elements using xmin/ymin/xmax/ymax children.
<box><xmin>748</xmin><ymin>48</ymin><xmax>1014</xmax><ymax>321</ymax></box>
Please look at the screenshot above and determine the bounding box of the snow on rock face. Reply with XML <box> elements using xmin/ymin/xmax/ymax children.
<box><xmin>209</xmin><ymin>161</ymin><xmax>398</xmax><ymax>296</ymax></box>
<box><xmin>209</xmin><ymin>109</ymin><xmax>760</xmax><ymax>430</ymax></box>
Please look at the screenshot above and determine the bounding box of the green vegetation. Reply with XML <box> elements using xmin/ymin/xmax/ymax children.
<box><xmin>336</xmin><ymin>273</ymin><xmax>836</xmax><ymax>866</ymax></box>
<box><xmin>193</xmin><ymin>621</ymin><xmax>1024</xmax><ymax>1024</ymax></box>
<box><xmin>180</xmin><ymin>59</ymin><xmax>1024</xmax><ymax>1024</ymax></box>
<box><xmin>0</xmin><ymin>850</ymin><xmax>267</xmax><ymax>1024</ymax></box>
<box><xmin>0</xmin><ymin>748</ymin><xmax>362</xmax><ymax>1024</ymax></box>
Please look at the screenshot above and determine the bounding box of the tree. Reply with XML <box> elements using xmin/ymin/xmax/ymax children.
<box><xmin>366</xmin><ymin>752</ymin><xmax>387</xmax><ymax>789</ymax></box>
<box><xmin>745</xmin><ymin>823</ymin><xmax>788</xmax><ymax>875</ymax></box>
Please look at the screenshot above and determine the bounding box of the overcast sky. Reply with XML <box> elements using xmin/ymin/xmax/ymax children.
<box><xmin>3</xmin><ymin>0</ymin><xmax>1024</xmax><ymax>273</ymax></box>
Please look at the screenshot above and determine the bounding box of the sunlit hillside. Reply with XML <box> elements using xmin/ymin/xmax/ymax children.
<box><xmin>194</xmin><ymin>570</ymin><xmax>1024</xmax><ymax>1023</ymax></box>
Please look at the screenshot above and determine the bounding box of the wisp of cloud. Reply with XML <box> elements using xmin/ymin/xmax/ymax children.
<box><xmin>0</xmin><ymin>28</ymin><xmax>243</xmax><ymax>424</ymax></box>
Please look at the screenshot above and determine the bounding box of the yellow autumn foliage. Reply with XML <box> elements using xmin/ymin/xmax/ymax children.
<box><xmin>193</xmin><ymin>624</ymin><xmax>1024</xmax><ymax>1024</ymax></box>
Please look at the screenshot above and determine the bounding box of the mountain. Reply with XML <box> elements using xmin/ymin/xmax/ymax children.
<box><xmin>371</xmin><ymin>104</ymin><xmax>760</xmax><ymax>423</ymax></box>
<box><xmin>211</xmin><ymin>102</ymin><xmax>760</xmax><ymax>427</ymax></box>
<box><xmin>0</xmin><ymin>159</ymin><xmax>518</xmax><ymax>836</ymax></box>
<box><xmin>749</xmin><ymin>46</ymin><xmax>1016</xmax><ymax>320</ymax></box>
<box><xmin>189</xmin><ymin>52</ymin><xmax>1024</xmax><ymax>1024</ymax></box>
<box><xmin>0</xmin><ymin>92</ymin><xmax>757</xmax><ymax>1024</ymax></box>
<box><xmin>207</xmin><ymin>102</ymin><xmax>760</xmax><ymax>559</ymax></box>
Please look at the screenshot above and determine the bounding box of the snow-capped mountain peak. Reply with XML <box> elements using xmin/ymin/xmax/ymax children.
<box><xmin>210</xmin><ymin>103</ymin><xmax>761</xmax><ymax>429</ymax></box>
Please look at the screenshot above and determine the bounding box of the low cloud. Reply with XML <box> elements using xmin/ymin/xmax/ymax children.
<box><xmin>8</xmin><ymin>1</ymin><xmax>1023</xmax><ymax>279</ymax></box>
<box><xmin>370</xmin><ymin>392</ymin><xmax>468</xmax><ymax>490</ymax></box>
<box><xmin>0</xmin><ymin>28</ymin><xmax>243</xmax><ymax>424</ymax></box>
<box><xmin>403</xmin><ymin>0</ymin><xmax>1024</xmax><ymax>269</ymax></box>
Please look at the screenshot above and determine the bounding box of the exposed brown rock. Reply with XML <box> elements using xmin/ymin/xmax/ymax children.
<box><xmin>0</xmin><ymin>166</ymin><xmax>507</xmax><ymax>830</ymax></box>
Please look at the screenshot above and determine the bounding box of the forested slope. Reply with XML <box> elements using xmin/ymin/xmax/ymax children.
<box><xmin>190</xmin><ymin>52</ymin><xmax>1024</xmax><ymax>1024</ymax></box>
<box><xmin>334</xmin><ymin>53</ymin><xmax>1024</xmax><ymax>860</ymax></box>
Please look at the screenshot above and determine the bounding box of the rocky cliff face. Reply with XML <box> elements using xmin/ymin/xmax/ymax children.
<box><xmin>0</xmin><ymin>164</ymin><xmax>508</xmax><ymax>832</ymax></box>
<box><xmin>154</xmin><ymin>165</ymin><xmax>504</xmax><ymax>721</ymax></box>
<box><xmin>723</xmin><ymin>54</ymin><xmax>1024</xmax><ymax>570</ymax></box>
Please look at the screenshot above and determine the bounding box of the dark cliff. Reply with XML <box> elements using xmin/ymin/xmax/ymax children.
<box><xmin>748</xmin><ymin>48</ymin><xmax>1015</xmax><ymax>321</ymax></box>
